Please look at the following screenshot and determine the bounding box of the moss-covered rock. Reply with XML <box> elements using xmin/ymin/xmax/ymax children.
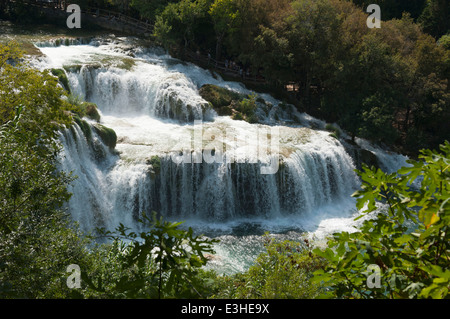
<box><xmin>325</xmin><ymin>123</ymin><xmax>341</xmax><ymax>139</ymax></box>
<box><xmin>199</xmin><ymin>84</ymin><xmax>265</xmax><ymax>123</ymax></box>
<box><xmin>118</xmin><ymin>57</ymin><xmax>136</xmax><ymax>71</ymax></box>
<box><xmin>69</xmin><ymin>99</ymin><xmax>101</xmax><ymax>123</ymax></box>
<box><xmin>51</xmin><ymin>68</ymin><xmax>71</xmax><ymax>94</ymax></box>
<box><xmin>342</xmin><ymin>140</ymin><xmax>380</xmax><ymax>170</ymax></box>
<box><xmin>63</xmin><ymin>65</ymin><xmax>83</xmax><ymax>73</ymax></box>
<box><xmin>359</xmin><ymin>149</ymin><xmax>379</xmax><ymax>169</ymax></box>
<box><xmin>93</xmin><ymin>124</ymin><xmax>117</xmax><ymax>149</ymax></box>
<box><xmin>82</xmin><ymin>102</ymin><xmax>101</xmax><ymax>122</ymax></box>
<box><xmin>146</xmin><ymin>155</ymin><xmax>161</xmax><ymax>179</ymax></box>
<box><xmin>73</xmin><ymin>114</ymin><xmax>92</xmax><ymax>141</ymax></box>
<box><xmin>199</xmin><ymin>84</ymin><xmax>243</xmax><ymax>116</ymax></box>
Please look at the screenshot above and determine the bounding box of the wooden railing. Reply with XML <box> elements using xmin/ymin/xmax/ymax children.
<box><xmin>80</xmin><ymin>6</ymin><xmax>153</xmax><ymax>33</ymax></box>
<box><xmin>12</xmin><ymin>1</ymin><xmax>274</xmax><ymax>85</ymax></box>
<box><xmin>184</xmin><ymin>49</ymin><xmax>266</xmax><ymax>84</ymax></box>
<box><xmin>16</xmin><ymin>0</ymin><xmax>153</xmax><ymax>33</ymax></box>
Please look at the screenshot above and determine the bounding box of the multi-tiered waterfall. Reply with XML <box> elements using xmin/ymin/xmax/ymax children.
<box><xmin>33</xmin><ymin>36</ymin><xmax>408</xmax><ymax>273</ymax></box>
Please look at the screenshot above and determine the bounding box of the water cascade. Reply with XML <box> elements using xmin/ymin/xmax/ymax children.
<box><xmin>33</xmin><ymin>37</ymin><xmax>408</xmax><ymax>273</ymax></box>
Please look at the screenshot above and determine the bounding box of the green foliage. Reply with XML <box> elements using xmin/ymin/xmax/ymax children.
<box><xmin>213</xmin><ymin>236</ymin><xmax>327</xmax><ymax>299</ymax></box>
<box><xmin>82</xmin><ymin>213</ymin><xmax>219</xmax><ymax>298</ymax></box>
<box><xmin>130</xmin><ymin>0</ymin><xmax>173</xmax><ymax>22</ymax></box>
<box><xmin>0</xmin><ymin>42</ymin><xmax>72</xmax><ymax>134</ymax></box>
<box><xmin>231</xmin><ymin>112</ymin><xmax>244</xmax><ymax>121</ymax></box>
<box><xmin>148</xmin><ymin>155</ymin><xmax>162</xmax><ymax>176</ymax></box>
<box><xmin>232</xmin><ymin>92</ymin><xmax>258</xmax><ymax>123</ymax></box>
<box><xmin>313</xmin><ymin>141</ymin><xmax>450</xmax><ymax>299</ymax></box>
<box><xmin>418</xmin><ymin>0</ymin><xmax>450</xmax><ymax>38</ymax></box>
<box><xmin>0</xmin><ymin>42</ymin><xmax>94</xmax><ymax>298</ymax></box>
<box><xmin>208</xmin><ymin>0</ymin><xmax>240</xmax><ymax>59</ymax></box>
<box><xmin>153</xmin><ymin>0</ymin><xmax>213</xmax><ymax>48</ymax></box>
<box><xmin>351</xmin><ymin>0</ymin><xmax>427</xmax><ymax>20</ymax></box>
<box><xmin>325</xmin><ymin>124</ymin><xmax>341</xmax><ymax>139</ymax></box>
<box><xmin>438</xmin><ymin>34</ymin><xmax>450</xmax><ymax>50</ymax></box>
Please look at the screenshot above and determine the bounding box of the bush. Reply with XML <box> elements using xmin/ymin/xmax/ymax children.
<box><xmin>81</xmin><ymin>213</ymin><xmax>219</xmax><ymax>299</ymax></box>
<box><xmin>0</xmin><ymin>45</ymin><xmax>93</xmax><ymax>297</ymax></box>
<box><xmin>313</xmin><ymin>141</ymin><xmax>450</xmax><ymax>299</ymax></box>
<box><xmin>212</xmin><ymin>235</ymin><xmax>327</xmax><ymax>299</ymax></box>
<box><xmin>325</xmin><ymin>123</ymin><xmax>341</xmax><ymax>139</ymax></box>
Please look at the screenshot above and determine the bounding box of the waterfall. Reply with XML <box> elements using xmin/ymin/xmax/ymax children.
<box><xmin>57</xmin><ymin>120</ymin><xmax>359</xmax><ymax>231</ymax></box>
<box><xmin>69</xmin><ymin>64</ymin><xmax>215</xmax><ymax>122</ymax></box>
<box><xmin>58</xmin><ymin>122</ymin><xmax>150</xmax><ymax>231</ymax></box>
<box><xmin>35</xmin><ymin>39</ymin><xmax>375</xmax><ymax>236</ymax></box>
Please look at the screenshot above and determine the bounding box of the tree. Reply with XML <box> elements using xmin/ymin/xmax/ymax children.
<box><xmin>153</xmin><ymin>0</ymin><xmax>213</xmax><ymax>49</ymax></box>
<box><xmin>81</xmin><ymin>213</ymin><xmax>218</xmax><ymax>299</ymax></box>
<box><xmin>419</xmin><ymin>0</ymin><xmax>450</xmax><ymax>38</ymax></box>
<box><xmin>130</xmin><ymin>0</ymin><xmax>172</xmax><ymax>22</ymax></box>
<box><xmin>0</xmin><ymin>42</ymin><xmax>93</xmax><ymax>298</ymax></box>
<box><xmin>208</xmin><ymin>0</ymin><xmax>240</xmax><ymax>60</ymax></box>
<box><xmin>250</xmin><ymin>0</ymin><xmax>343</xmax><ymax>107</ymax></box>
<box><xmin>313</xmin><ymin>141</ymin><xmax>450</xmax><ymax>299</ymax></box>
<box><xmin>438</xmin><ymin>34</ymin><xmax>450</xmax><ymax>50</ymax></box>
<box><xmin>350</xmin><ymin>0</ymin><xmax>427</xmax><ymax>20</ymax></box>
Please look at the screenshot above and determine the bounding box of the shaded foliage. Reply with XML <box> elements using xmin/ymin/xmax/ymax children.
<box><xmin>212</xmin><ymin>236</ymin><xmax>327</xmax><ymax>299</ymax></box>
<box><xmin>0</xmin><ymin>42</ymin><xmax>93</xmax><ymax>298</ymax></box>
<box><xmin>313</xmin><ymin>141</ymin><xmax>450</xmax><ymax>299</ymax></box>
<box><xmin>81</xmin><ymin>213</ymin><xmax>218</xmax><ymax>299</ymax></box>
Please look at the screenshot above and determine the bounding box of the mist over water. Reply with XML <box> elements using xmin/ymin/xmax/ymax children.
<box><xmin>34</xmin><ymin>37</ymin><xmax>408</xmax><ymax>274</ymax></box>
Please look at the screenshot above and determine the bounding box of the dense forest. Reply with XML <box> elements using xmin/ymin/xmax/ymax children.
<box><xmin>0</xmin><ymin>0</ymin><xmax>449</xmax><ymax>300</ymax></box>
<box><xmin>2</xmin><ymin>0</ymin><xmax>449</xmax><ymax>154</ymax></box>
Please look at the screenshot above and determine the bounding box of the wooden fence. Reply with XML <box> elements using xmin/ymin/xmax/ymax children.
<box><xmin>17</xmin><ymin>0</ymin><xmax>153</xmax><ymax>33</ymax></box>
<box><xmin>80</xmin><ymin>6</ymin><xmax>153</xmax><ymax>33</ymax></box>
<box><xmin>13</xmin><ymin>1</ymin><xmax>278</xmax><ymax>87</ymax></box>
<box><xmin>184</xmin><ymin>49</ymin><xmax>266</xmax><ymax>84</ymax></box>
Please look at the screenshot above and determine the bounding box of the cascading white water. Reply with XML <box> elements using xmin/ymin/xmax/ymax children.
<box><xmin>35</xmin><ymin>38</ymin><xmax>361</xmax><ymax>227</ymax></box>
<box><xmin>69</xmin><ymin>63</ymin><xmax>215</xmax><ymax>121</ymax></box>
<box><xmin>33</xmin><ymin>36</ymin><xmax>407</xmax><ymax>273</ymax></box>
<box><xmin>58</xmin><ymin>122</ymin><xmax>151</xmax><ymax>232</ymax></box>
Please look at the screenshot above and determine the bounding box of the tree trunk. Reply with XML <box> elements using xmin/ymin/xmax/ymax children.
<box><xmin>215</xmin><ymin>33</ymin><xmax>224</xmax><ymax>62</ymax></box>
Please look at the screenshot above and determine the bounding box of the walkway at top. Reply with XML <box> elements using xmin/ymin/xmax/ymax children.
<box><xmin>15</xmin><ymin>1</ymin><xmax>305</xmax><ymax>92</ymax></box>
<box><xmin>14</xmin><ymin>0</ymin><xmax>153</xmax><ymax>34</ymax></box>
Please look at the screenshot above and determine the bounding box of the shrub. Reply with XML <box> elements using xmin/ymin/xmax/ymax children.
<box><xmin>81</xmin><ymin>213</ymin><xmax>219</xmax><ymax>299</ymax></box>
<box><xmin>212</xmin><ymin>235</ymin><xmax>327</xmax><ymax>299</ymax></box>
<box><xmin>313</xmin><ymin>141</ymin><xmax>450</xmax><ymax>299</ymax></box>
<box><xmin>325</xmin><ymin>123</ymin><xmax>341</xmax><ymax>139</ymax></box>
